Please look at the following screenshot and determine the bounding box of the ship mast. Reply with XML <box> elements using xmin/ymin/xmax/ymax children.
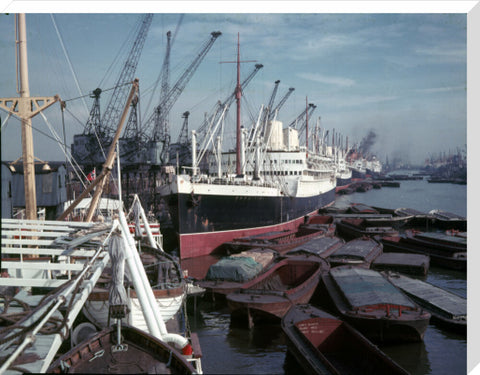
<box><xmin>305</xmin><ymin>97</ymin><xmax>309</xmax><ymax>158</ymax></box>
<box><xmin>235</xmin><ymin>34</ymin><xmax>242</xmax><ymax>176</ymax></box>
<box><xmin>221</xmin><ymin>33</ymin><xmax>256</xmax><ymax>177</ymax></box>
<box><xmin>0</xmin><ymin>14</ymin><xmax>60</xmax><ymax>220</ymax></box>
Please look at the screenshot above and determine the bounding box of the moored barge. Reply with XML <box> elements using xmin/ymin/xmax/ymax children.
<box><xmin>327</xmin><ymin>237</ymin><xmax>383</xmax><ymax>268</ymax></box>
<box><xmin>320</xmin><ymin>266</ymin><xmax>431</xmax><ymax>343</ymax></box>
<box><xmin>282</xmin><ymin>304</ymin><xmax>409</xmax><ymax>375</ymax></box>
<box><xmin>384</xmin><ymin>272</ymin><xmax>466</xmax><ymax>334</ymax></box>
<box><xmin>227</xmin><ymin>254</ymin><xmax>329</xmax><ymax>327</ymax></box>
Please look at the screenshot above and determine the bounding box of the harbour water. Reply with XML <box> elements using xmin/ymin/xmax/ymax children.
<box><xmin>186</xmin><ymin>175</ymin><xmax>467</xmax><ymax>374</ymax></box>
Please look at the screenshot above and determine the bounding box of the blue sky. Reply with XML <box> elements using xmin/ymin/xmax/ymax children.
<box><xmin>0</xmin><ymin>3</ymin><xmax>473</xmax><ymax>165</ymax></box>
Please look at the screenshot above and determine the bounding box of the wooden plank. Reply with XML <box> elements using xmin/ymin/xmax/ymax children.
<box><xmin>0</xmin><ymin>277</ymin><xmax>71</xmax><ymax>288</ymax></box>
<box><xmin>1</xmin><ymin>238</ymin><xmax>58</xmax><ymax>246</ymax></box>
<box><xmin>1</xmin><ymin>223</ymin><xmax>80</xmax><ymax>232</ymax></box>
<box><xmin>1</xmin><ymin>247</ymin><xmax>100</xmax><ymax>257</ymax></box>
<box><xmin>2</xmin><ymin>261</ymin><xmax>85</xmax><ymax>271</ymax></box>
<box><xmin>2</xmin><ymin>218</ymin><xmax>95</xmax><ymax>227</ymax></box>
<box><xmin>1</xmin><ymin>230</ymin><xmax>74</xmax><ymax>238</ymax></box>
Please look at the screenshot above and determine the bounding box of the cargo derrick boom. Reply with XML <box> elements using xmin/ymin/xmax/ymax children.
<box><xmin>261</xmin><ymin>80</ymin><xmax>280</xmax><ymax>127</ymax></box>
<box><xmin>196</xmin><ymin>63</ymin><xmax>264</xmax><ymax>159</ymax></box>
<box><xmin>269</xmin><ymin>86</ymin><xmax>295</xmax><ymax>121</ymax></box>
<box><xmin>298</xmin><ymin>103</ymin><xmax>317</xmax><ymax>145</ymax></box>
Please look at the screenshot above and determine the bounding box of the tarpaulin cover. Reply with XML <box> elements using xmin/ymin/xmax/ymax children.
<box><xmin>206</xmin><ymin>256</ymin><xmax>263</xmax><ymax>282</ymax></box>
<box><xmin>230</xmin><ymin>248</ymin><xmax>276</xmax><ymax>269</ymax></box>
<box><xmin>330</xmin><ymin>267</ymin><xmax>415</xmax><ymax>309</ymax></box>
<box><xmin>329</xmin><ymin>238</ymin><xmax>378</xmax><ymax>259</ymax></box>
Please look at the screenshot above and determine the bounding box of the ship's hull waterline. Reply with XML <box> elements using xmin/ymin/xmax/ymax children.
<box><xmin>162</xmin><ymin>179</ymin><xmax>336</xmax><ymax>259</ymax></box>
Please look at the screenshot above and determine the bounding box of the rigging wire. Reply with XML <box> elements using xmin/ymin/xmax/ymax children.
<box><xmin>38</xmin><ymin>111</ymin><xmax>89</xmax><ymax>188</ymax></box>
<box><xmin>50</xmin><ymin>14</ymin><xmax>89</xmax><ymax>117</ymax></box>
<box><xmin>1</xmin><ymin>113</ymin><xmax>12</xmax><ymax>132</ymax></box>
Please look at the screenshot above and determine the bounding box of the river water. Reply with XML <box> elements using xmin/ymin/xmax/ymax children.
<box><xmin>185</xmin><ymin>176</ymin><xmax>467</xmax><ymax>374</ymax></box>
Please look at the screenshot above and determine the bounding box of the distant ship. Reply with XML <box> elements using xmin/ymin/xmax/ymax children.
<box><xmin>350</xmin><ymin>159</ymin><xmax>367</xmax><ymax>181</ymax></box>
<box><xmin>365</xmin><ymin>156</ymin><xmax>383</xmax><ymax>178</ymax></box>
<box><xmin>333</xmin><ymin>150</ymin><xmax>352</xmax><ymax>192</ymax></box>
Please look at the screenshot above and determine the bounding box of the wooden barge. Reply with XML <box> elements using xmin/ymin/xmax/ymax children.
<box><xmin>197</xmin><ymin>248</ymin><xmax>278</xmax><ymax>301</ymax></box>
<box><xmin>380</xmin><ymin>230</ymin><xmax>466</xmax><ymax>271</ymax></box>
<box><xmin>327</xmin><ymin>237</ymin><xmax>383</xmax><ymax>268</ymax></box>
<box><xmin>335</xmin><ymin>218</ymin><xmax>399</xmax><ymax>240</ymax></box>
<box><xmin>384</xmin><ymin>272</ymin><xmax>466</xmax><ymax>334</ymax></box>
<box><xmin>429</xmin><ymin>210</ymin><xmax>467</xmax><ymax>231</ymax></box>
<box><xmin>282</xmin><ymin>304</ymin><xmax>409</xmax><ymax>375</ymax></box>
<box><xmin>394</xmin><ymin>208</ymin><xmax>432</xmax><ymax>228</ymax></box>
<box><xmin>223</xmin><ymin>224</ymin><xmax>331</xmax><ymax>254</ymax></box>
<box><xmin>371</xmin><ymin>252</ymin><xmax>430</xmax><ymax>276</ymax></box>
<box><xmin>286</xmin><ymin>236</ymin><xmax>345</xmax><ymax>259</ymax></box>
<box><xmin>320</xmin><ymin>266</ymin><xmax>431</xmax><ymax>343</ymax></box>
<box><xmin>227</xmin><ymin>254</ymin><xmax>329</xmax><ymax>327</ymax></box>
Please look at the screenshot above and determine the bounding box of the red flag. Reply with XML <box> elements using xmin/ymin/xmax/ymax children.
<box><xmin>87</xmin><ymin>168</ymin><xmax>96</xmax><ymax>182</ymax></box>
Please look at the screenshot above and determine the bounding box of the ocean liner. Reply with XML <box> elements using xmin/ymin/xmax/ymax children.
<box><xmin>158</xmin><ymin>37</ymin><xmax>336</xmax><ymax>259</ymax></box>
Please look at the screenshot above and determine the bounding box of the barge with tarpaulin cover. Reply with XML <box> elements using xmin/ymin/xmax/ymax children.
<box><xmin>320</xmin><ymin>266</ymin><xmax>431</xmax><ymax>343</ymax></box>
<box><xmin>197</xmin><ymin>248</ymin><xmax>278</xmax><ymax>301</ymax></box>
<box><xmin>371</xmin><ymin>252</ymin><xmax>430</xmax><ymax>276</ymax></box>
<box><xmin>428</xmin><ymin>210</ymin><xmax>466</xmax><ymax>231</ymax></box>
<box><xmin>281</xmin><ymin>304</ymin><xmax>409</xmax><ymax>375</ymax></box>
<box><xmin>227</xmin><ymin>253</ymin><xmax>330</xmax><ymax>327</ymax></box>
<box><xmin>384</xmin><ymin>272</ymin><xmax>466</xmax><ymax>334</ymax></box>
<box><xmin>223</xmin><ymin>224</ymin><xmax>331</xmax><ymax>254</ymax></box>
<box><xmin>335</xmin><ymin>218</ymin><xmax>399</xmax><ymax>240</ymax></box>
<box><xmin>286</xmin><ymin>236</ymin><xmax>345</xmax><ymax>259</ymax></box>
<box><xmin>326</xmin><ymin>237</ymin><xmax>383</xmax><ymax>268</ymax></box>
<box><xmin>380</xmin><ymin>230</ymin><xmax>466</xmax><ymax>271</ymax></box>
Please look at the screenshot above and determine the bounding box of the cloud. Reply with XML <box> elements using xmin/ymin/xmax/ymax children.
<box><xmin>415</xmin><ymin>85</ymin><xmax>465</xmax><ymax>94</ymax></box>
<box><xmin>296</xmin><ymin>72</ymin><xmax>355</xmax><ymax>87</ymax></box>
<box><xmin>414</xmin><ymin>44</ymin><xmax>466</xmax><ymax>64</ymax></box>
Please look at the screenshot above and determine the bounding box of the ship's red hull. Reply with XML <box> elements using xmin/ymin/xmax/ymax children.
<box><xmin>179</xmin><ymin>212</ymin><xmax>314</xmax><ymax>259</ymax></box>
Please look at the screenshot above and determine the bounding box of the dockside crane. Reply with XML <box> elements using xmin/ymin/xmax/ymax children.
<box><xmin>169</xmin><ymin>111</ymin><xmax>192</xmax><ymax>169</ymax></box>
<box><xmin>177</xmin><ymin>111</ymin><xmax>190</xmax><ymax>145</ymax></box>
<box><xmin>71</xmin><ymin>13</ymin><xmax>153</xmax><ymax>167</ymax></box>
<box><xmin>102</xmin><ymin>14</ymin><xmax>153</xmax><ymax>140</ymax></box>
<box><xmin>118</xmin><ymin>94</ymin><xmax>144</xmax><ymax>165</ymax></box>
<box><xmin>142</xmin><ymin>31</ymin><xmax>222</xmax><ymax>165</ymax></box>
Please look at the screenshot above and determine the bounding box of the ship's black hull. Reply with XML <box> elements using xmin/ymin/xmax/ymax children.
<box><xmin>165</xmin><ymin>188</ymin><xmax>336</xmax><ymax>258</ymax></box>
<box><xmin>336</xmin><ymin>176</ymin><xmax>352</xmax><ymax>187</ymax></box>
<box><xmin>352</xmin><ymin>168</ymin><xmax>366</xmax><ymax>180</ymax></box>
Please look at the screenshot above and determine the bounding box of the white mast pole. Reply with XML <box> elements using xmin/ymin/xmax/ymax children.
<box><xmin>17</xmin><ymin>13</ymin><xmax>36</xmax><ymax>220</ymax></box>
